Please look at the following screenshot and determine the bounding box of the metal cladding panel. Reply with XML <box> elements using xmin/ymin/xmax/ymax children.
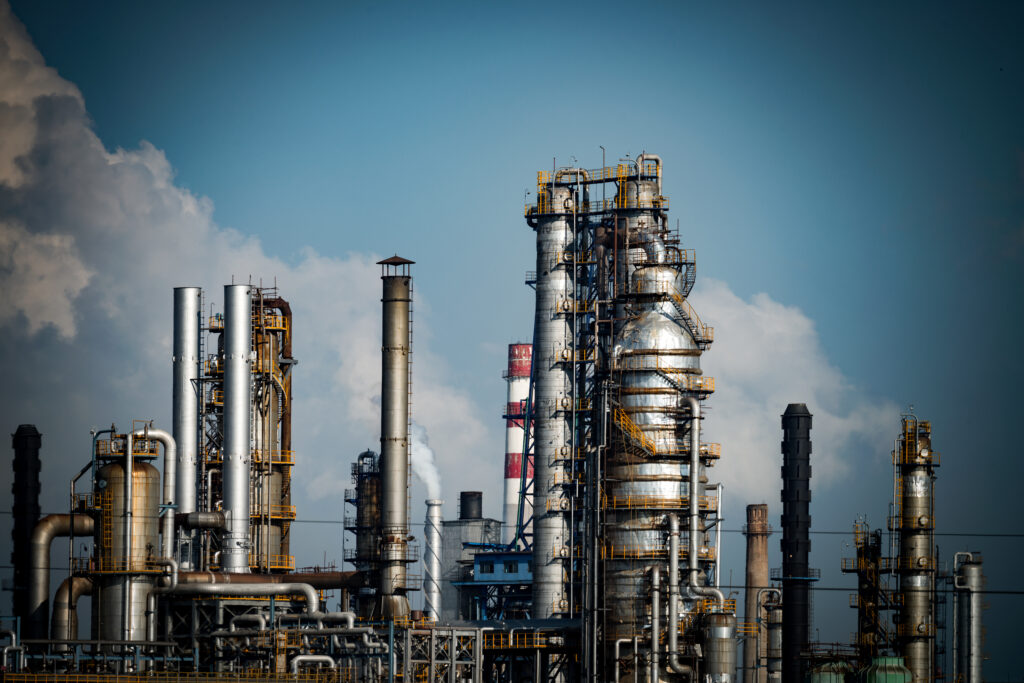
<box><xmin>172</xmin><ymin>287</ymin><xmax>201</xmax><ymax>516</ymax></box>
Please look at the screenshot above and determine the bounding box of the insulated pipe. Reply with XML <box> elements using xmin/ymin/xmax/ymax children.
<box><xmin>637</xmin><ymin>152</ymin><xmax>663</xmax><ymax>195</ymax></box>
<box><xmin>667</xmin><ymin>514</ymin><xmax>692</xmax><ymax>677</ymax></box>
<box><xmin>230</xmin><ymin>614</ymin><xmax>267</xmax><ymax>631</ymax></box>
<box><xmin>424</xmin><ymin>500</ymin><xmax>443</xmax><ymax>621</ymax></box>
<box><xmin>28</xmin><ymin>513</ymin><xmax>94</xmax><ymax>639</ymax></box>
<box><xmin>169</xmin><ymin>582</ymin><xmax>319</xmax><ymax>613</ymax></box>
<box><xmin>291</xmin><ymin>654</ymin><xmax>336</xmax><ymax>674</ymax></box>
<box><xmin>172</xmin><ymin>287</ymin><xmax>201</xmax><ymax>517</ymax></box>
<box><xmin>123</xmin><ymin>430</ymin><xmax>134</xmax><ymax>641</ymax></box>
<box><xmin>176</xmin><ymin>512</ymin><xmax>226</xmax><ymax>529</ymax></box>
<box><xmin>146</xmin><ymin>559</ymin><xmax>178</xmax><ymax>643</ymax></box>
<box><xmin>132</xmin><ymin>428</ymin><xmax>176</xmax><ymax>559</ymax></box>
<box><xmin>613</xmin><ymin>638</ymin><xmax>631</xmax><ymax>683</ymax></box>
<box><xmin>684</xmin><ymin>397</ymin><xmax>725</xmax><ymax>607</ymax></box>
<box><xmin>651</xmin><ymin>567</ymin><xmax>661</xmax><ymax>683</ymax></box>
<box><xmin>379</xmin><ymin>266</ymin><xmax>412</xmax><ymax>616</ymax></box>
<box><xmin>177</xmin><ymin>570</ymin><xmax>362</xmax><ymax>590</ymax></box>
<box><xmin>51</xmin><ymin>576</ymin><xmax>92</xmax><ymax>644</ymax></box>
<box><xmin>222</xmin><ymin>284</ymin><xmax>252</xmax><ymax>573</ymax></box>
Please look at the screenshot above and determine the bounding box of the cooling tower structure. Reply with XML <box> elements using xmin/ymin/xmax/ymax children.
<box><xmin>744</xmin><ymin>504</ymin><xmax>771</xmax><ymax>683</ymax></box>
<box><xmin>893</xmin><ymin>415</ymin><xmax>939</xmax><ymax>683</ymax></box>
<box><xmin>780</xmin><ymin>403</ymin><xmax>815</xmax><ymax>683</ymax></box>
<box><xmin>953</xmin><ymin>552</ymin><xmax>985</xmax><ymax>683</ymax></box>
<box><xmin>502</xmin><ymin>343</ymin><xmax>533</xmax><ymax>546</ymax></box>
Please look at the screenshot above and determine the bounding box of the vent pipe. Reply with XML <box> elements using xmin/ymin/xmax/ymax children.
<box><xmin>11</xmin><ymin>424</ymin><xmax>41</xmax><ymax>626</ymax></box>
<box><xmin>172</xmin><ymin>288</ymin><xmax>201</xmax><ymax>518</ymax></box>
<box><xmin>222</xmin><ymin>284</ymin><xmax>252</xmax><ymax>573</ymax></box>
<box><xmin>378</xmin><ymin>256</ymin><xmax>413</xmax><ymax>617</ymax></box>
<box><xmin>780</xmin><ymin>403</ymin><xmax>813</xmax><ymax>683</ymax></box>
<box><xmin>424</xmin><ymin>499</ymin><xmax>443</xmax><ymax>621</ymax></box>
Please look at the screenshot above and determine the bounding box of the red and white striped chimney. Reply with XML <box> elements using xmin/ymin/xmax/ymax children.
<box><xmin>502</xmin><ymin>343</ymin><xmax>533</xmax><ymax>545</ymax></box>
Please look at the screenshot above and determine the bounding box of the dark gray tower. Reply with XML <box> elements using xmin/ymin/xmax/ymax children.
<box><xmin>780</xmin><ymin>404</ymin><xmax>813</xmax><ymax>683</ymax></box>
<box><xmin>11</xmin><ymin>424</ymin><xmax>42</xmax><ymax>623</ymax></box>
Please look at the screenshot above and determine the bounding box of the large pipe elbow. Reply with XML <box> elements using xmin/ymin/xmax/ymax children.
<box><xmin>170</xmin><ymin>580</ymin><xmax>319</xmax><ymax>614</ymax></box>
<box><xmin>291</xmin><ymin>654</ymin><xmax>336</xmax><ymax>674</ymax></box>
<box><xmin>29</xmin><ymin>513</ymin><xmax>94</xmax><ymax>639</ymax></box>
<box><xmin>50</xmin><ymin>576</ymin><xmax>92</xmax><ymax>643</ymax></box>
<box><xmin>133</xmin><ymin>427</ymin><xmax>176</xmax><ymax>559</ymax></box>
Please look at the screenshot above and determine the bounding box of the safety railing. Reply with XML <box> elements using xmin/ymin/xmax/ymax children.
<box><xmin>94</xmin><ymin>436</ymin><xmax>159</xmax><ymax>459</ymax></box>
<box><xmin>527</xmin><ymin>195</ymin><xmax>670</xmax><ymax>217</ymax></box>
<box><xmin>483</xmin><ymin>631</ymin><xmax>550</xmax><ymax>650</ymax></box>
<box><xmin>737</xmin><ymin>621</ymin><xmax>760</xmax><ymax>636</ymax></box>
<box><xmin>536</xmin><ymin>161</ymin><xmax>661</xmax><ymax>187</ymax></box>
<box><xmin>613</xmin><ymin>406</ymin><xmax>656</xmax><ymax>455</ymax></box>
<box><xmin>556</xmin><ymin>298</ymin><xmax>596</xmax><ymax>314</ymax></box>
<box><xmin>250</xmin><ymin>503</ymin><xmax>297</xmax><ymax>520</ymax></box>
<box><xmin>895</xmin><ymin>622</ymin><xmax>936</xmax><ymax>637</ymax></box>
<box><xmin>248</xmin><ymin>553</ymin><xmax>296</xmax><ymax>571</ymax></box>
<box><xmin>602</xmin><ymin>544</ymin><xmax>716</xmax><ymax>561</ymax></box>
<box><xmin>255</xmin><ymin>312</ymin><xmax>288</xmax><ymax>331</ymax></box>
<box><xmin>603</xmin><ymin>493</ymin><xmax>719</xmax><ymax>512</ymax></box>
<box><xmin>208</xmin><ymin>314</ymin><xmax>225</xmax><ymax>331</ymax></box>
<box><xmin>892</xmin><ymin>556</ymin><xmax>936</xmax><ymax>571</ymax></box>
<box><xmin>204</xmin><ymin>358</ymin><xmax>224</xmax><ymax>375</ymax></box>
<box><xmin>253</xmin><ymin>449</ymin><xmax>295</xmax><ymax>465</ymax></box>
<box><xmin>555</xmin><ymin>347</ymin><xmax>597</xmax><ymax>363</ymax></box>
<box><xmin>552</xmin><ymin>471</ymin><xmax>584</xmax><ymax>486</ymax></box>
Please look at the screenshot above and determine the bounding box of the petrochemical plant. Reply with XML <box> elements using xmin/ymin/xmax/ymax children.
<box><xmin>1</xmin><ymin>154</ymin><xmax>984</xmax><ymax>682</ymax></box>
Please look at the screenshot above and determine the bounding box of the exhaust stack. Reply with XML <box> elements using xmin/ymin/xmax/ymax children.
<box><xmin>378</xmin><ymin>256</ymin><xmax>414</xmax><ymax>617</ymax></box>
<box><xmin>744</xmin><ymin>504</ymin><xmax>771</xmax><ymax>683</ymax></box>
<box><xmin>424</xmin><ymin>499</ymin><xmax>443</xmax><ymax>621</ymax></box>
<box><xmin>780</xmin><ymin>403</ymin><xmax>814</xmax><ymax>683</ymax></box>
<box><xmin>221</xmin><ymin>284</ymin><xmax>252</xmax><ymax>573</ymax></box>
<box><xmin>502</xmin><ymin>343</ymin><xmax>532</xmax><ymax>545</ymax></box>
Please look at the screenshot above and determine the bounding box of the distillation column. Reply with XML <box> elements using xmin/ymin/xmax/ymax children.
<box><xmin>529</xmin><ymin>182</ymin><xmax>574</xmax><ymax>619</ymax></box>
<box><xmin>780</xmin><ymin>403</ymin><xmax>813</xmax><ymax>683</ymax></box>
<box><xmin>894</xmin><ymin>416</ymin><xmax>938</xmax><ymax>683</ymax></box>
<box><xmin>744</xmin><ymin>504</ymin><xmax>771</xmax><ymax>683</ymax></box>
<box><xmin>221</xmin><ymin>284</ymin><xmax>253</xmax><ymax>573</ymax></box>
<box><xmin>502</xmin><ymin>343</ymin><xmax>533</xmax><ymax>545</ymax></box>
<box><xmin>378</xmin><ymin>256</ymin><xmax>414</xmax><ymax>618</ymax></box>
<box><xmin>953</xmin><ymin>552</ymin><xmax>984</xmax><ymax>683</ymax></box>
<box><xmin>173</xmin><ymin>287</ymin><xmax>201</xmax><ymax>569</ymax></box>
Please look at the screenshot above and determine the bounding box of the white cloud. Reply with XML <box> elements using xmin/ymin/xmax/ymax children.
<box><xmin>0</xmin><ymin>3</ymin><xmax>492</xmax><ymax>525</ymax></box>
<box><xmin>693</xmin><ymin>278</ymin><xmax>897</xmax><ymax>506</ymax></box>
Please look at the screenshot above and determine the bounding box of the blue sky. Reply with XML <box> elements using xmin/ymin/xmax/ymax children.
<box><xmin>2</xmin><ymin>0</ymin><xmax>1022</xmax><ymax>671</ymax></box>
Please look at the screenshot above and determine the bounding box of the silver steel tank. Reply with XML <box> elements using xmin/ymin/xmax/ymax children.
<box><xmin>954</xmin><ymin>553</ymin><xmax>984</xmax><ymax>683</ymax></box>
<box><xmin>92</xmin><ymin>458</ymin><xmax>160</xmax><ymax>642</ymax></box>
<box><xmin>705</xmin><ymin>613</ymin><xmax>738</xmax><ymax>683</ymax></box>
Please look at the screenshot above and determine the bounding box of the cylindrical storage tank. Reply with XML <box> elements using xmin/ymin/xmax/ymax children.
<box><xmin>767</xmin><ymin>603</ymin><xmax>783</xmax><ymax>683</ymax></box>
<box><xmin>93</xmin><ymin>458</ymin><xmax>160</xmax><ymax>642</ymax></box>
<box><xmin>705</xmin><ymin>613</ymin><xmax>738</xmax><ymax>683</ymax></box>
<box><xmin>857</xmin><ymin>657</ymin><xmax>912</xmax><ymax>683</ymax></box>
<box><xmin>808</xmin><ymin>661</ymin><xmax>853</xmax><ymax>683</ymax></box>
<box><xmin>955</xmin><ymin>555</ymin><xmax>984</xmax><ymax>683</ymax></box>
<box><xmin>460</xmin><ymin>491</ymin><xmax>482</xmax><ymax>520</ymax></box>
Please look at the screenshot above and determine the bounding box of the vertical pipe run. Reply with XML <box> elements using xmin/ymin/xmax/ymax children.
<box><xmin>222</xmin><ymin>284</ymin><xmax>252</xmax><ymax>573</ymax></box>
<box><xmin>379</xmin><ymin>260</ymin><xmax>412</xmax><ymax>617</ymax></box>
<box><xmin>131</xmin><ymin>428</ymin><xmax>176</xmax><ymax>559</ymax></box>
<box><xmin>953</xmin><ymin>553</ymin><xmax>984</xmax><ymax>683</ymax></box>
<box><xmin>424</xmin><ymin>500</ymin><xmax>443</xmax><ymax>621</ymax></box>
<box><xmin>780</xmin><ymin>403</ymin><xmax>812</xmax><ymax>683</ymax></box>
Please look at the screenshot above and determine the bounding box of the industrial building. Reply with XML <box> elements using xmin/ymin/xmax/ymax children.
<box><xmin>1</xmin><ymin>153</ymin><xmax>984</xmax><ymax>682</ymax></box>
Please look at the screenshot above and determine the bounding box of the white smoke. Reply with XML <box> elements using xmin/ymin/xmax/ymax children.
<box><xmin>0</xmin><ymin>2</ymin><xmax>492</xmax><ymax>540</ymax></box>
<box><xmin>410</xmin><ymin>422</ymin><xmax>442</xmax><ymax>500</ymax></box>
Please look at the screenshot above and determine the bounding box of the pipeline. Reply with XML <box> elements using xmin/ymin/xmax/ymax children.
<box><xmin>176</xmin><ymin>511</ymin><xmax>226</xmax><ymax>530</ymax></box>
<box><xmin>651</xmin><ymin>567</ymin><xmax>661</xmax><ymax>683</ymax></box>
<box><xmin>177</xmin><ymin>570</ymin><xmax>363</xmax><ymax>590</ymax></box>
<box><xmin>170</xmin><ymin>581</ymin><xmax>320</xmax><ymax>613</ymax></box>
<box><xmin>51</xmin><ymin>576</ymin><xmax>92</xmax><ymax>644</ymax></box>
<box><xmin>132</xmin><ymin>427</ymin><xmax>176</xmax><ymax>559</ymax></box>
<box><xmin>684</xmin><ymin>397</ymin><xmax>725</xmax><ymax>606</ymax></box>
<box><xmin>28</xmin><ymin>513</ymin><xmax>94</xmax><ymax>639</ymax></box>
<box><xmin>291</xmin><ymin>654</ymin><xmax>336</xmax><ymax>674</ymax></box>
<box><xmin>172</xmin><ymin>287</ymin><xmax>201</xmax><ymax>519</ymax></box>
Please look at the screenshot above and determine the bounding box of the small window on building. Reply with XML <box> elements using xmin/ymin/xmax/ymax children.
<box><xmin>480</xmin><ymin>562</ymin><xmax>494</xmax><ymax>574</ymax></box>
<box><xmin>504</xmin><ymin>561</ymin><xmax>517</xmax><ymax>573</ymax></box>
<box><xmin>527</xmin><ymin>561</ymin><xmax>533</xmax><ymax>573</ymax></box>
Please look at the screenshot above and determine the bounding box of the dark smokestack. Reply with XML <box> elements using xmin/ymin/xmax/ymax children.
<box><xmin>780</xmin><ymin>403</ymin><xmax>813</xmax><ymax>683</ymax></box>
<box><xmin>460</xmin><ymin>491</ymin><xmax>482</xmax><ymax>520</ymax></box>
<box><xmin>11</xmin><ymin>424</ymin><xmax>42</xmax><ymax>623</ymax></box>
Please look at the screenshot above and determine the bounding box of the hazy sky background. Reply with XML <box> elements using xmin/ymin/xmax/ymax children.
<box><xmin>1</xmin><ymin>1</ymin><xmax>1021</xmax><ymax>673</ymax></box>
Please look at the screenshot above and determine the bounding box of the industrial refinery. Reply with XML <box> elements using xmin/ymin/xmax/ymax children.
<box><xmin>1</xmin><ymin>154</ymin><xmax>985</xmax><ymax>682</ymax></box>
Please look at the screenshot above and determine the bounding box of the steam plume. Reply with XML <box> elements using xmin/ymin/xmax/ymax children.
<box><xmin>410</xmin><ymin>422</ymin><xmax>442</xmax><ymax>499</ymax></box>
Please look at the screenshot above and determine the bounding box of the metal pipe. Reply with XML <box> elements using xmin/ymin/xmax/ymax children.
<box><xmin>222</xmin><ymin>284</ymin><xmax>252</xmax><ymax>573</ymax></box>
<box><xmin>424</xmin><ymin>499</ymin><xmax>443</xmax><ymax>621</ymax></box>
<box><xmin>28</xmin><ymin>513</ymin><xmax>94</xmax><ymax>638</ymax></box>
<box><xmin>177</xmin><ymin>570</ymin><xmax>362</xmax><ymax>590</ymax></box>
<box><xmin>145</xmin><ymin>559</ymin><xmax>178</xmax><ymax>643</ymax></box>
<box><xmin>132</xmin><ymin>427</ymin><xmax>176</xmax><ymax>559</ymax></box>
<box><xmin>176</xmin><ymin>511</ymin><xmax>226</xmax><ymax>529</ymax></box>
<box><xmin>379</xmin><ymin>262</ymin><xmax>412</xmax><ymax>616</ymax></box>
<box><xmin>230</xmin><ymin>614</ymin><xmax>267</xmax><ymax>631</ymax></box>
<box><xmin>51</xmin><ymin>576</ymin><xmax>92</xmax><ymax>644</ymax></box>
<box><xmin>651</xmin><ymin>566</ymin><xmax>661</xmax><ymax>683</ymax></box>
<box><xmin>684</xmin><ymin>397</ymin><xmax>724</xmax><ymax>606</ymax></box>
<box><xmin>123</xmin><ymin>430</ymin><xmax>134</xmax><ymax>642</ymax></box>
<box><xmin>668</xmin><ymin>514</ymin><xmax>694</xmax><ymax>678</ymax></box>
<box><xmin>170</xmin><ymin>581</ymin><xmax>319</xmax><ymax>613</ymax></box>
<box><xmin>613</xmin><ymin>638</ymin><xmax>631</xmax><ymax>683</ymax></box>
<box><xmin>291</xmin><ymin>654</ymin><xmax>336</xmax><ymax>674</ymax></box>
<box><xmin>172</xmin><ymin>287</ymin><xmax>201</xmax><ymax>517</ymax></box>
<box><xmin>756</xmin><ymin>588</ymin><xmax>782</xmax><ymax>683</ymax></box>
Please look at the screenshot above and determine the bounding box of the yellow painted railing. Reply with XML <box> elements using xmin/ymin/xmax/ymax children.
<box><xmin>613</xmin><ymin>406</ymin><xmax>656</xmax><ymax>454</ymax></box>
<box><xmin>603</xmin><ymin>494</ymin><xmax>719</xmax><ymax>512</ymax></box>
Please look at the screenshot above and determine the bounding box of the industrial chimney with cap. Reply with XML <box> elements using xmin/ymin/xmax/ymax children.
<box><xmin>377</xmin><ymin>255</ymin><xmax>415</xmax><ymax>618</ymax></box>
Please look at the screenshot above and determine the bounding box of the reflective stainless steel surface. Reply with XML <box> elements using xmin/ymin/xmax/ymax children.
<box><xmin>222</xmin><ymin>284</ymin><xmax>252</xmax><ymax>573</ymax></box>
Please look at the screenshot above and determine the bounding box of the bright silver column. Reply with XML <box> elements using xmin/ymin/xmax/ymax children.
<box><xmin>221</xmin><ymin>284</ymin><xmax>252</xmax><ymax>573</ymax></box>
<box><xmin>530</xmin><ymin>183</ymin><xmax>574</xmax><ymax>619</ymax></box>
<box><xmin>424</xmin><ymin>499</ymin><xmax>443</xmax><ymax>621</ymax></box>
<box><xmin>379</xmin><ymin>258</ymin><xmax>412</xmax><ymax>617</ymax></box>
<box><xmin>172</xmin><ymin>287</ymin><xmax>201</xmax><ymax>517</ymax></box>
<box><xmin>954</xmin><ymin>552</ymin><xmax>984</xmax><ymax>683</ymax></box>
